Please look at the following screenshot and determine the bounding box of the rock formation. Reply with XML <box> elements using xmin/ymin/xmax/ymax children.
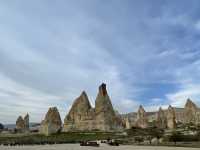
<box><xmin>63</xmin><ymin>91</ymin><xmax>95</xmax><ymax>131</ymax></box>
<box><xmin>167</xmin><ymin>105</ymin><xmax>176</xmax><ymax>129</ymax></box>
<box><xmin>39</xmin><ymin>86</ymin><xmax>200</xmax><ymax>132</ymax></box>
<box><xmin>16</xmin><ymin>114</ymin><xmax>29</xmax><ymax>132</ymax></box>
<box><xmin>122</xmin><ymin>99</ymin><xmax>200</xmax><ymax>129</ymax></box>
<box><xmin>125</xmin><ymin>117</ymin><xmax>131</xmax><ymax>129</ymax></box>
<box><xmin>184</xmin><ymin>98</ymin><xmax>198</xmax><ymax>124</ymax></box>
<box><xmin>156</xmin><ymin>107</ymin><xmax>167</xmax><ymax>129</ymax></box>
<box><xmin>16</xmin><ymin>116</ymin><xmax>25</xmax><ymax>131</ymax></box>
<box><xmin>63</xmin><ymin>83</ymin><xmax>123</xmax><ymax>131</ymax></box>
<box><xmin>136</xmin><ymin>105</ymin><xmax>148</xmax><ymax>128</ymax></box>
<box><xmin>95</xmin><ymin>83</ymin><xmax>120</xmax><ymax>130</ymax></box>
<box><xmin>40</xmin><ymin>107</ymin><xmax>62</xmax><ymax>135</ymax></box>
<box><xmin>24</xmin><ymin>113</ymin><xmax>29</xmax><ymax>130</ymax></box>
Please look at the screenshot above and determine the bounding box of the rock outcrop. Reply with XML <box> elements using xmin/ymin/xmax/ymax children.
<box><xmin>156</xmin><ymin>107</ymin><xmax>167</xmax><ymax>129</ymax></box>
<box><xmin>16</xmin><ymin>116</ymin><xmax>25</xmax><ymax>131</ymax></box>
<box><xmin>125</xmin><ymin>117</ymin><xmax>131</xmax><ymax>129</ymax></box>
<box><xmin>63</xmin><ymin>83</ymin><xmax>123</xmax><ymax>131</ymax></box>
<box><xmin>63</xmin><ymin>91</ymin><xmax>95</xmax><ymax>131</ymax></box>
<box><xmin>16</xmin><ymin>114</ymin><xmax>29</xmax><ymax>132</ymax></box>
<box><xmin>136</xmin><ymin>105</ymin><xmax>148</xmax><ymax>128</ymax></box>
<box><xmin>121</xmin><ymin>99</ymin><xmax>200</xmax><ymax>129</ymax></box>
<box><xmin>95</xmin><ymin>83</ymin><xmax>120</xmax><ymax>130</ymax></box>
<box><xmin>38</xmin><ymin>86</ymin><xmax>200</xmax><ymax>132</ymax></box>
<box><xmin>167</xmin><ymin>105</ymin><xmax>176</xmax><ymax>129</ymax></box>
<box><xmin>40</xmin><ymin>107</ymin><xmax>62</xmax><ymax>135</ymax></box>
<box><xmin>24</xmin><ymin>113</ymin><xmax>29</xmax><ymax>130</ymax></box>
<box><xmin>184</xmin><ymin>99</ymin><xmax>198</xmax><ymax>124</ymax></box>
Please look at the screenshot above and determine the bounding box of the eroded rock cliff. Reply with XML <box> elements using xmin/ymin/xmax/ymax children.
<box><xmin>40</xmin><ymin>107</ymin><xmax>62</xmax><ymax>135</ymax></box>
<box><xmin>63</xmin><ymin>83</ymin><xmax>123</xmax><ymax>131</ymax></box>
<box><xmin>136</xmin><ymin>105</ymin><xmax>148</xmax><ymax>128</ymax></box>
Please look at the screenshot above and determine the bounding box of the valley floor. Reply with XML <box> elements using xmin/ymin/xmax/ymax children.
<box><xmin>0</xmin><ymin>144</ymin><xmax>200</xmax><ymax>150</ymax></box>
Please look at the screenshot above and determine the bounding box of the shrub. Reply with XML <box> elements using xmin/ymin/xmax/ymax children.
<box><xmin>0</xmin><ymin>123</ymin><xmax>4</xmax><ymax>130</ymax></box>
<box><xmin>134</xmin><ymin>136</ymin><xmax>144</xmax><ymax>144</ymax></box>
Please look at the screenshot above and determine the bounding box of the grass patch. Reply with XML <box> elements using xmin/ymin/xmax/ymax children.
<box><xmin>0</xmin><ymin>131</ymin><xmax>124</xmax><ymax>145</ymax></box>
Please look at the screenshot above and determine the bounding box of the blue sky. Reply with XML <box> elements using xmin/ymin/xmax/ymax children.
<box><xmin>1</xmin><ymin>0</ymin><xmax>200</xmax><ymax>123</ymax></box>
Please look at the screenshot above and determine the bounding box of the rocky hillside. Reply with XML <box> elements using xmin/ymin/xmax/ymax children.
<box><xmin>121</xmin><ymin>99</ymin><xmax>200</xmax><ymax>130</ymax></box>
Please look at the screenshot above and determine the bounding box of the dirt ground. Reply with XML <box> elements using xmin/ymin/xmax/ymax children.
<box><xmin>0</xmin><ymin>144</ymin><xmax>200</xmax><ymax>150</ymax></box>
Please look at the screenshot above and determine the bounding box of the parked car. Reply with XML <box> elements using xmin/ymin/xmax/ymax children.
<box><xmin>80</xmin><ymin>141</ymin><xmax>100</xmax><ymax>147</ymax></box>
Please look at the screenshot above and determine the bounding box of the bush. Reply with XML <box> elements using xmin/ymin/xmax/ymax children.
<box><xmin>134</xmin><ymin>137</ymin><xmax>144</xmax><ymax>144</ymax></box>
<box><xmin>127</xmin><ymin>127</ymin><xmax>164</xmax><ymax>144</ymax></box>
<box><xmin>0</xmin><ymin>131</ymin><xmax>124</xmax><ymax>145</ymax></box>
<box><xmin>169</xmin><ymin>131</ymin><xmax>199</xmax><ymax>145</ymax></box>
<box><xmin>0</xmin><ymin>123</ymin><xmax>4</xmax><ymax>130</ymax></box>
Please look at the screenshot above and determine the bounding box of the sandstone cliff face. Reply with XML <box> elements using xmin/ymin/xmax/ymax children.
<box><xmin>40</xmin><ymin>107</ymin><xmax>62</xmax><ymax>135</ymax></box>
<box><xmin>16</xmin><ymin>114</ymin><xmax>29</xmax><ymax>132</ymax></box>
<box><xmin>156</xmin><ymin>107</ymin><xmax>167</xmax><ymax>129</ymax></box>
<box><xmin>63</xmin><ymin>83</ymin><xmax>122</xmax><ymax>132</ymax></box>
<box><xmin>184</xmin><ymin>99</ymin><xmax>198</xmax><ymax>124</ymax></box>
<box><xmin>63</xmin><ymin>91</ymin><xmax>95</xmax><ymax>131</ymax></box>
<box><xmin>16</xmin><ymin>116</ymin><xmax>25</xmax><ymax>131</ymax></box>
<box><xmin>120</xmin><ymin>99</ymin><xmax>200</xmax><ymax>129</ymax></box>
<box><xmin>125</xmin><ymin>117</ymin><xmax>131</xmax><ymax>129</ymax></box>
<box><xmin>167</xmin><ymin>105</ymin><xmax>176</xmax><ymax>129</ymax></box>
<box><xmin>136</xmin><ymin>105</ymin><xmax>148</xmax><ymax>128</ymax></box>
<box><xmin>95</xmin><ymin>83</ymin><xmax>113</xmax><ymax>114</ymax></box>
<box><xmin>95</xmin><ymin>83</ymin><xmax>120</xmax><ymax>130</ymax></box>
<box><xmin>24</xmin><ymin>114</ymin><xmax>29</xmax><ymax>130</ymax></box>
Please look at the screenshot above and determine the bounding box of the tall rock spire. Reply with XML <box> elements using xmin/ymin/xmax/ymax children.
<box><xmin>24</xmin><ymin>113</ymin><xmax>29</xmax><ymax>130</ymax></box>
<box><xmin>63</xmin><ymin>91</ymin><xmax>95</xmax><ymax>131</ymax></box>
<box><xmin>185</xmin><ymin>98</ymin><xmax>197</xmax><ymax>109</ymax></box>
<box><xmin>95</xmin><ymin>83</ymin><xmax>121</xmax><ymax>131</ymax></box>
<box><xmin>137</xmin><ymin>105</ymin><xmax>146</xmax><ymax>119</ymax></box>
<box><xmin>63</xmin><ymin>83</ymin><xmax>123</xmax><ymax>132</ymax></box>
<box><xmin>40</xmin><ymin>107</ymin><xmax>62</xmax><ymax>135</ymax></box>
<box><xmin>95</xmin><ymin>83</ymin><xmax>114</xmax><ymax>115</ymax></box>
<box><xmin>184</xmin><ymin>98</ymin><xmax>198</xmax><ymax>124</ymax></box>
<box><xmin>16</xmin><ymin>116</ymin><xmax>25</xmax><ymax>131</ymax></box>
<box><xmin>125</xmin><ymin>117</ymin><xmax>131</xmax><ymax>129</ymax></box>
<box><xmin>65</xmin><ymin>91</ymin><xmax>92</xmax><ymax>122</ymax></box>
<box><xmin>167</xmin><ymin>105</ymin><xmax>176</xmax><ymax>129</ymax></box>
<box><xmin>136</xmin><ymin>105</ymin><xmax>148</xmax><ymax>128</ymax></box>
<box><xmin>16</xmin><ymin>113</ymin><xmax>30</xmax><ymax>132</ymax></box>
<box><xmin>156</xmin><ymin>107</ymin><xmax>167</xmax><ymax>129</ymax></box>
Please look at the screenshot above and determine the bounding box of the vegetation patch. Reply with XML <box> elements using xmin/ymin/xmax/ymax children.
<box><xmin>0</xmin><ymin>131</ymin><xmax>124</xmax><ymax>145</ymax></box>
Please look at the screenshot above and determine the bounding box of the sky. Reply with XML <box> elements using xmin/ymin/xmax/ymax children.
<box><xmin>0</xmin><ymin>0</ymin><xmax>200</xmax><ymax>123</ymax></box>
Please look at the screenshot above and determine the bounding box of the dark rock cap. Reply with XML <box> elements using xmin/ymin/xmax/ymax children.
<box><xmin>99</xmin><ymin>83</ymin><xmax>107</xmax><ymax>96</ymax></box>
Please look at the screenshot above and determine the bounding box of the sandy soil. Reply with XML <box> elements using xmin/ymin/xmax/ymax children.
<box><xmin>0</xmin><ymin>144</ymin><xmax>200</xmax><ymax>150</ymax></box>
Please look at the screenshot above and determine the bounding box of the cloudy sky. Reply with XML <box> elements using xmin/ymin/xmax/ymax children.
<box><xmin>1</xmin><ymin>0</ymin><xmax>200</xmax><ymax>123</ymax></box>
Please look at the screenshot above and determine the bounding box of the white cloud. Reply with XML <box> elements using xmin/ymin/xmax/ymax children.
<box><xmin>0</xmin><ymin>73</ymin><xmax>67</xmax><ymax>123</ymax></box>
<box><xmin>166</xmin><ymin>84</ymin><xmax>200</xmax><ymax>107</ymax></box>
<box><xmin>144</xmin><ymin>105</ymin><xmax>169</xmax><ymax>112</ymax></box>
<box><xmin>195</xmin><ymin>20</ymin><xmax>200</xmax><ymax>31</ymax></box>
<box><xmin>117</xmin><ymin>99</ymin><xmax>139</xmax><ymax>113</ymax></box>
<box><xmin>0</xmin><ymin>0</ymin><xmax>200</xmax><ymax>123</ymax></box>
